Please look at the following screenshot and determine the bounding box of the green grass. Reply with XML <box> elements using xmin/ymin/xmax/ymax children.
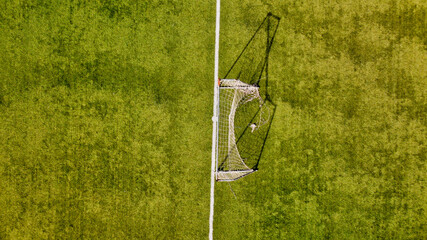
<box><xmin>0</xmin><ymin>0</ymin><xmax>426</xmax><ymax>239</ymax></box>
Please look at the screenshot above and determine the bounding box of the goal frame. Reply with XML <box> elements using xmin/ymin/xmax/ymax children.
<box><xmin>215</xmin><ymin>78</ymin><xmax>261</xmax><ymax>182</ymax></box>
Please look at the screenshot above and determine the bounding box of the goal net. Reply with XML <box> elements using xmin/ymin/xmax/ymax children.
<box><xmin>216</xmin><ymin>79</ymin><xmax>273</xmax><ymax>181</ymax></box>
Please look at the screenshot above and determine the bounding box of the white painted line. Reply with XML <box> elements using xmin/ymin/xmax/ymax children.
<box><xmin>209</xmin><ymin>0</ymin><xmax>220</xmax><ymax>239</ymax></box>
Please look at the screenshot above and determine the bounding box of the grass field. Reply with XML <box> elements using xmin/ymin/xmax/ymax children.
<box><xmin>0</xmin><ymin>0</ymin><xmax>426</xmax><ymax>239</ymax></box>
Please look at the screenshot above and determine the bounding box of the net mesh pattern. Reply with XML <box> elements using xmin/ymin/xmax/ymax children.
<box><xmin>216</xmin><ymin>79</ymin><xmax>272</xmax><ymax>181</ymax></box>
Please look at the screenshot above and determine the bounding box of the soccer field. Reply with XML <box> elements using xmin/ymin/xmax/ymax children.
<box><xmin>0</xmin><ymin>1</ymin><xmax>425</xmax><ymax>239</ymax></box>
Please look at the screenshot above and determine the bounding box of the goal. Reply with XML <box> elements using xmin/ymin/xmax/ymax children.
<box><xmin>215</xmin><ymin>79</ymin><xmax>273</xmax><ymax>181</ymax></box>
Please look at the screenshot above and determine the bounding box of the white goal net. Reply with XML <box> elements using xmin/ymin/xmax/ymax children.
<box><xmin>216</xmin><ymin>79</ymin><xmax>271</xmax><ymax>181</ymax></box>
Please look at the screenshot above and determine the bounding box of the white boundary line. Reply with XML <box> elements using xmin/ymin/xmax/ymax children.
<box><xmin>209</xmin><ymin>0</ymin><xmax>220</xmax><ymax>239</ymax></box>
